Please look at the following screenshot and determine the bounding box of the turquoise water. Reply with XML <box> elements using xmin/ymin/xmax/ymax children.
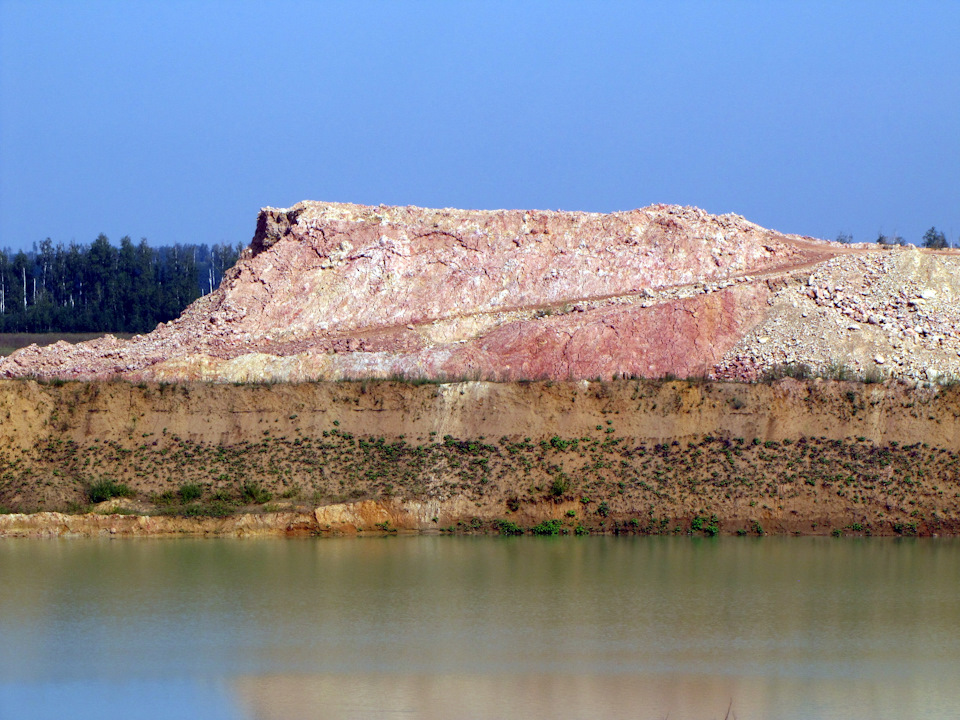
<box><xmin>1</xmin><ymin>537</ymin><xmax>958</xmax><ymax>719</ymax></box>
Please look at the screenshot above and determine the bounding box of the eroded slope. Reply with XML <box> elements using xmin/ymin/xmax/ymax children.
<box><xmin>2</xmin><ymin>378</ymin><xmax>959</xmax><ymax>536</ymax></box>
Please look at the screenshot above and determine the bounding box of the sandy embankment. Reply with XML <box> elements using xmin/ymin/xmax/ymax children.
<box><xmin>1</xmin><ymin>378</ymin><xmax>959</xmax><ymax>537</ymax></box>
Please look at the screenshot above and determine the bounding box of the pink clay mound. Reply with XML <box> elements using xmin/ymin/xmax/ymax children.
<box><xmin>4</xmin><ymin>201</ymin><xmax>960</xmax><ymax>383</ymax></box>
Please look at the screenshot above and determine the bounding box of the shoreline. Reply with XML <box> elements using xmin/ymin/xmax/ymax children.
<box><xmin>2</xmin><ymin>498</ymin><xmax>956</xmax><ymax>538</ymax></box>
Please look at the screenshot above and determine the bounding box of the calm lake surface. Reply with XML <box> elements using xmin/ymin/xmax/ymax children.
<box><xmin>1</xmin><ymin>536</ymin><xmax>959</xmax><ymax>720</ymax></box>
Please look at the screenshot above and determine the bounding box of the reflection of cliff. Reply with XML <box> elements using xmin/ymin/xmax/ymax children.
<box><xmin>232</xmin><ymin>673</ymin><xmax>757</xmax><ymax>720</ymax></box>
<box><xmin>230</xmin><ymin>667</ymin><xmax>945</xmax><ymax>719</ymax></box>
<box><xmin>1</xmin><ymin>378</ymin><xmax>959</xmax><ymax>535</ymax></box>
<box><xmin>6</xmin><ymin>537</ymin><xmax>956</xmax><ymax>718</ymax></box>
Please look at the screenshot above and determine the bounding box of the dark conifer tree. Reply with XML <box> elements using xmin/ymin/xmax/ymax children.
<box><xmin>0</xmin><ymin>235</ymin><xmax>241</xmax><ymax>333</ymax></box>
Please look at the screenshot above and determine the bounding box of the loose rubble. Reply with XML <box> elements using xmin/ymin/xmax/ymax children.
<box><xmin>713</xmin><ymin>246</ymin><xmax>960</xmax><ymax>383</ymax></box>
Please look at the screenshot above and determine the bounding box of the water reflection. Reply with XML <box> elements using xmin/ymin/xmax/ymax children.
<box><xmin>1</xmin><ymin>537</ymin><xmax>958</xmax><ymax>719</ymax></box>
<box><xmin>231</xmin><ymin>672</ymin><xmax>955</xmax><ymax>720</ymax></box>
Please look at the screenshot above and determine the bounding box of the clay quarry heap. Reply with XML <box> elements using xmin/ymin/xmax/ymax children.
<box><xmin>4</xmin><ymin>201</ymin><xmax>960</xmax><ymax>383</ymax></box>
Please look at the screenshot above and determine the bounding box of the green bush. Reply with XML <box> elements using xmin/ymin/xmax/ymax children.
<box><xmin>494</xmin><ymin>519</ymin><xmax>523</xmax><ymax>536</ymax></box>
<box><xmin>892</xmin><ymin>521</ymin><xmax>918</xmax><ymax>536</ymax></box>
<box><xmin>241</xmin><ymin>482</ymin><xmax>272</xmax><ymax>504</ymax></box>
<box><xmin>153</xmin><ymin>490</ymin><xmax>176</xmax><ymax>505</ymax></box>
<box><xmin>175</xmin><ymin>501</ymin><xmax>234</xmax><ymax>518</ymax></box>
<box><xmin>549</xmin><ymin>475</ymin><xmax>570</xmax><ymax>499</ymax></box>
<box><xmin>531</xmin><ymin>519</ymin><xmax>562</xmax><ymax>536</ymax></box>
<box><xmin>693</xmin><ymin>513</ymin><xmax>720</xmax><ymax>536</ymax></box>
<box><xmin>87</xmin><ymin>479</ymin><xmax>134</xmax><ymax>503</ymax></box>
<box><xmin>178</xmin><ymin>483</ymin><xmax>203</xmax><ymax>502</ymax></box>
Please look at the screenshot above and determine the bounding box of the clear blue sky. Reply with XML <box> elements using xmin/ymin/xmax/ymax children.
<box><xmin>1</xmin><ymin>0</ymin><xmax>958</xmax><ymax>251</ymax></box>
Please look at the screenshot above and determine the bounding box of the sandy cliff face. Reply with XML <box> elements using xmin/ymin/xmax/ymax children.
<box><xmin>2</xmin><ymin>201</ymin><xmax>960</xmax><ymax>382</ymax></box>
<box><xmin>2</xmin><ymin>378</ymin><xmax>959</xmax><ymax>536</ymax></box>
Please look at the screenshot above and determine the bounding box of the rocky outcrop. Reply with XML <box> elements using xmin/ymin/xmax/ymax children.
<box><xmin>2</xmin><ymin>201</ymin><xmax>959</xmax><ymax>382</ymax></box>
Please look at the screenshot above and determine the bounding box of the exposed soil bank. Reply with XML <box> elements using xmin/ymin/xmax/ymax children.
<box><xmin>0</xmin><ymin>510</ymin><xmax>317</xmax><ymax>538</ymax></box>
<box><xmin>1</xmin><ymin>378</ymin><xmax>959</xmax><ymax>537</ymax></box>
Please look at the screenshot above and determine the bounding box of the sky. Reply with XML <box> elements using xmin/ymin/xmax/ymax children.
<box><xmin>1</xmin><ymin>0</ymin><xmax>958</xmax><ymax>251</ymax></box>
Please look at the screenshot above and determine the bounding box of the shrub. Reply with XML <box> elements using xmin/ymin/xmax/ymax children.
<box><xmin>153</xmin><ymin>489</ymin><xmax>176</xmax><ymax>505</ymax></box>
<box><xmin>596</xmin><ymin>501</ymin><xmax>609</xmax><ymax>518</ymax></box>
<box><xmin>763</xmin><ymin>363</ymin><xmax>811</xmax><ymax>382</ymax></box>
<box><xmin>87</xmin><ymin>479</ymin><xmax>134</xmax><ymax>503</ymax></box>
<box><xmin>549</xmin><ymin>475</ymin><xmax>570</xmax><ymax>500</ymax></box>
<box><xmin>241</xmin><ymin>482</ymin><xmax>273</xmax><ymax>504</ymax></box>
<box><xmin>175</xmin><ymin>501</ymin><xmax>234</xmax><ymax>518</ymax></box>
<box><xmin>178</xmin><ymin>483</ymin><xmax>203</xmax><ymax>502</ymax></box>
<box><xmin>862</xmin><ymin>367</ymin><xmax>886</xmax><ymax>384</ymax></box>
<box><xmin>824</xmin><ymin>360</ymin><xmax>853</xmax><ymax>381</ymax></box>
<box><xmin>494</xmin><ymin>519</ymin><xmax>523</xmax><ymax>536</ymax></box>
<box><xmin>531</xmin><ymin>519</ymin><xmax>562</xmax><ymax>536</ymax></box>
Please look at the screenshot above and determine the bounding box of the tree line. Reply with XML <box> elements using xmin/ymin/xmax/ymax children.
<box><xmin>0</xmin><ymin>236</ymin><xmax>242</xmax><ymax>333</ymax></box>
<box><xmin>836</xmin><ymin>226</ymin><xmax>955</xmax><ymax>249</ymax></box>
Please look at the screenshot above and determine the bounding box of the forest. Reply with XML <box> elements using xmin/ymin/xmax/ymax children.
<box><xmin>0</xmin><ymin>236</ymin><xmax>242</xmax><ymax>333</ymax></box>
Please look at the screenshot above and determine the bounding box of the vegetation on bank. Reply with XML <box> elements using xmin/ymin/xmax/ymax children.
<box><xmin>2</xmin><ymin>413</ymin><xmax>958</xmax><ymax>536</ymax></box>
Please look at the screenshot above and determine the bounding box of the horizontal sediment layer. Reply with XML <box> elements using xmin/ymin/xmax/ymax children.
<box><xmin>1</xmin><ymin>378</ymin><xmax>959</xmax><ymax>537</ymax></box>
